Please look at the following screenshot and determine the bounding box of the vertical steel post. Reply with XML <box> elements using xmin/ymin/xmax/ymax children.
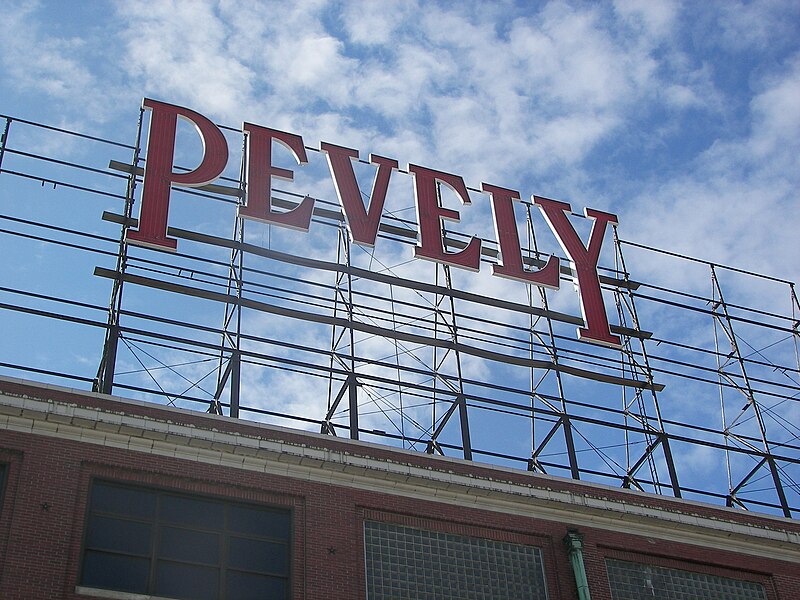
<box><xmin>323</xmin><ymin>221</ymin><xmax>360</xmax><ymax>439</ymax></box>
<box><xmin>214</xmin><ymin>133</ymin><xmax>246</xmax><ymax>417</ymax></box>
<box><xmin>424</xmin><ymin>182</ymin><xmax>472</xmax><ymax>459</ymax></box>
<box><xmin>525</xmin><ymin>205</ymin><xmax>580</xmax><ymax>479</ymax></box>
<box><xmin>711</xmin><ymin>265</ymin><xmax>791</xmax><ymax>517</ymax></box>
<box><xmin>96</xmin><ymin>107</ymin><xmax>145</xmax><ymax>395</ymax></box>
<box><xmin>343</xmin><ymin>230</ymin><xmax>360</xmax><ymax>440</ymax></box>
<box><xmin>0</xmin><ymin>118</ymin><xmax>11</xmax><ymax>173</ymax></box>
<box><xmin>613</xmin><ymin>231</ymin><xmax>681</xmax><ymax>497</ymax></box>
<box><xmin>443</xmin><ymin>264</ymin><xmax>472</xmax><ymax>460</ymax></box>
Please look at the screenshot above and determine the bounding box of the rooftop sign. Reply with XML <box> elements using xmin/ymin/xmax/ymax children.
<box><xmin>127</xmin><ymin>98</ymin><xmax>621</xmax><ymax>347</ymax></box>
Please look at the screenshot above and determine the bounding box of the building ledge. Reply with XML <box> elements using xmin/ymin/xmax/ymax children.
<box><xmin>2</xmin><ymin>375</ymin><xmax>798</xmax><ymax>564</ymax></box>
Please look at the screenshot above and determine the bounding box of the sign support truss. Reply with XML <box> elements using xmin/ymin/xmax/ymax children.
<box><xmin>525</xmin><ymin>204</ymin><xmax>580</xmax><ymax>479</ymax></box>
<box><xmin>5</xmin><ymin>110</ymin><xmax>793</xmax><ymax>516</ymax></box>
<box><xmin>712</xmin><ymin>265</ymin><xmax>793</xmax><ymax>517</ymax></box>
<box><xmin>613</xmin><ymin>228</ymin><xmax>682</xmax><ymax>498</ymax></box>
<box><xmin>95</xmin><ymin>106</ymin><xmax>145</xmax><ymax>397</ymax></box>
<box><xmin>211</xmin><ymin>145</ymin><xmax>246</xmax><ymax>418</ymax></box>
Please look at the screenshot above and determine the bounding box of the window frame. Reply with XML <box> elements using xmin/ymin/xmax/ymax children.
<box><xmin>0</xmin><ymin>453</ymin><xmax>21</xmax><ymax>577</ymax></box>
<box><xmin>0</xmin><ymin>463</ymin><xmax>7</xmax><ymax>507</ymax></box>
<box><xmin>78</xmin><ymin>479</ymin><xmax>293</xmax><ymax>600</ymax></box>
<box><xmin>603</xmin><ymin>553</ymin><xmax>773</xmax><ymax>600</ymax></box>
<box><xmin>363</xmin><ymin>518</ymin><xmax>550</xmax><ymax>600</ymax></box>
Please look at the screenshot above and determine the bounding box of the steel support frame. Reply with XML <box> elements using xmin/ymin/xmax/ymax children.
<box><xmin>613</xmin><ymin>229</ymin><xmax>681</xmax><ymax>498</ymax></box>
<box><xmin>70</xmin><ymin>107</ymin><xmax>795</xmax><ymax>516</ymax></box>
<box><xmin>95</xmin><ymin>107</ymin><xmax>145</xmax><ymax>396</ymax></box>
<box><xmin>424</xmin><ymin>259</ymin><xmax>472</xmax><ymax>460</ymax></box>
<box><xmin>712</xmin><ymin>265</ymin><xmax>792</xmax><ymax>517</ymax></box>
<box><xmin>212</xmin><ymin>141</ymin><xmax>247</xmax><ymax>418</ymax></box>
<box><xmin>0</xmin><ymin>117</ymin><xmax>12</xmax><ymax>173</ymax></box>
<box><xmin>322</xmin><ymin>222</ymin><xmax>361</xmax><ymax>439</ymax></box>
<box><xmin>525</xmin><ymin>205</ymin><xmax>581</xmax><ymax>479</ymax></box>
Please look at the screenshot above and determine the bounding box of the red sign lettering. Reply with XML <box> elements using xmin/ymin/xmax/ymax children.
<box><xmin>409</xmin><ymin>164</ymin><xmax>482</xmax><ymax>271</ymax></box>
<box><xmin>240</xmin><ymin>122</ymin><xmax>314</xmax><ymax>230</ymax></box>
<box><xmin>321</xmin><ymin>142</ymin><xmax>398</xmax><ymax>246</ymax></box>
<box><xmin>127</xmin><ymin>98</ymin><xmax>228</xmax><ymax>250</ymax></box>
<box><xmin>126</xmin><ymin>98</ymin><xmax>621</xmax><ymax>348</ymax></box>
<box><xmin>484</xmin><ymin>183</ymin><xmax>559</xmax><ymax>288</ymax></box>
<box><xmin>534</xmin><ymin>196</ymin><xmax>620</xmax><ymax>347</ymax></box>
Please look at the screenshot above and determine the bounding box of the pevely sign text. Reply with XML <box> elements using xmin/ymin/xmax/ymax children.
<box><xmin>127</xmin><ymin>98</ymin><xmax>622</xmax><ymax>348</ymax></box>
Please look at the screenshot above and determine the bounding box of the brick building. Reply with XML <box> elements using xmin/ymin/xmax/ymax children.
<box><xmin>0</xmin><ymin>376</ymin><xmax>798</xmax><ymax>600</ymax></box>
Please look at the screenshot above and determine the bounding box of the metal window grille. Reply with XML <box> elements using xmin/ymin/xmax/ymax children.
<box><xmin>364</xmin><ymin>520</ymin><xmax>549</xmax><ymax>600</ymax></box>
<box><xmin>80</xmin><ymin>480</ymin><xmax>291</xmax><ymax>600</ymax></box>
<box><xmin>606</xmin><ymin>558</ymin><xmax>767</xmax><ymax>600</ymax></box>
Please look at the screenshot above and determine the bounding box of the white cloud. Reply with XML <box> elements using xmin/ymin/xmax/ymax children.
<box><xmin>623</xmin><ymin>54</ymin><xmax>800</xmax><ymax>299</ymax></box>
<box><xmin>509</xmin><ymin>3</ymin><xmax>642</xmax><ymax>111</ymax></box>
<box><xmin>341</xmin><ymin>0</ymin><xmax>416</xmax><ymax>46</ymax></box>
<box><xmin>714</xmin><ymin>0</ymin><xmax>800</xmax><ymax>52</ymax></box>
<box><xmin>0</xmin><ymin>0</ymin><xmax>125</xmax><ymax>121</ymax></box>
<box><xmin>116</xmin><ymin>1</ymin><xmax>255</xmax><ymax>121</ymax></box>
<box><xmin>614</xmin><ymin>0</ymin><xmax>679</xmax><ymax>40</ymax></box>
<box><xmin>748</xmin><ymin>57</ymin><xmax>800</xmax><ymax>162</ymax></box>
<box><xmin>661</xmin><ymin>83</ymin><xmax>701</xmax><ymax>109</ymax></box>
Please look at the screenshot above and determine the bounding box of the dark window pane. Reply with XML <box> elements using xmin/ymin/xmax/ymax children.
<box><xmin>87</xmin><ymin>516</ymin><xmax>152</xmax><ymax>555</ymax></box>
<box><xmin>81</xmin><ymin>551</ymin><xmax>149</xmax><ymax>593</ymax></box>
<box><xmin>160</xmin><ymin>494</ymin><xmax>224</xmax><ymax>529</ymax></box>
<box><xmin>229</xmin><ymin>505</ymin><xmax>290</xmax><ymax>539</ymax></box>
<box><xmin>227</xmin><ymin>570</ymin><xmax>288</xmax><ymax>600</ymax></box>
<box><xmin>0</xmin><ymin>464</ymin><xmax>7</xmax><ymax>511</ymax></box>
<box><xmin>156</xmin><ymin>560</ymin><xmax>219</xmax><ymax>600</ymax></box>
<box><xmin>229</xmin><ymin>536</ymin><xmax>288</xmax><ymax>575</ymax></box>
<box><xmin>91</xmin><ymin>482</ymin><xmax>156</xmax><ymax>517</ymax></box>
<box><xmin>82</xmin><ymin>482</ymin><xmax>291</xmax><ymax>599</ymax></box>
<box><xmin>159</xmin><ymin>526</ymin><xmax>220</xmax><ymax>565</ymax></box>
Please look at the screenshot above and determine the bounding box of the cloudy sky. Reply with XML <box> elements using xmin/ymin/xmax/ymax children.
<box><xmin>1</xmin><ymin>0</ymin><xmax>798</xmax><ymax>510</ymax></box>
<box><xmin>1</xmin><ymin>0</ymin><xmax>798</xmax><ymax>283</ymax></box>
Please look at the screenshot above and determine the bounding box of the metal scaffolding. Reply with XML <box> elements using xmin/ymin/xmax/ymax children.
<box><xmin>1</xmin><ymin>111</ymin><xmax>798</xmax><ymax>518</ymax></box>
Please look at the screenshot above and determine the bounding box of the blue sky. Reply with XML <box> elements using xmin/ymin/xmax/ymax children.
<box><xmin>1</xmin><ymin>0</ymin><xmax>799</xmax><ymax>513</ymax></box>
<box><xmin>1</xmin><ymin>0</ymin><xmax>798</xmax><ymax>283</ymax></box>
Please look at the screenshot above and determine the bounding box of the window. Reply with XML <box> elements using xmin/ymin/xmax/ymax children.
<box><xmin>0</xmin><ymin>463</ymin><xmax>6</xmax><ymax>507</ymax></box>
<box><xmin>606</xmin><ymin>558</ymin><xmax>767</xmax><ymax>600</ymax></box>
<box><xmin>80</xmin><ymin>481</ymin><xmax>291</xmax><ymax>600</ymax></box>
<box><xmin>364</xmin><ymin>520</ymin><xmax>549</xmax><ymax>600</ymax></box>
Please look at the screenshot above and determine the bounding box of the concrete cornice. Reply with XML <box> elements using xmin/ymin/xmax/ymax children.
<box><xmin>0</xmin><ymin>380</ymin><xmax>798</xmax><ymax>564</ymax></box>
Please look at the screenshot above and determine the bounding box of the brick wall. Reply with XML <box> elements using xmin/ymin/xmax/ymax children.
<box><xmin>0</xmin><ymin>379</ymin><xmax>797</xmax><ymax>600</ymax></box>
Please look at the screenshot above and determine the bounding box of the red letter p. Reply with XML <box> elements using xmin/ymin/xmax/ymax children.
<box><xmin>126</xmin><ymin>98</ymin><xmax>229</xmax><ymax>250</ymax></box>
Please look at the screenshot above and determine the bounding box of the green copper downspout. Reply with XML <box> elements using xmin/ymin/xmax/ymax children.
<box><xmin>564</xmin><ymin>529</ymin><xmax>592</xmax><ymax>600</ymax></box>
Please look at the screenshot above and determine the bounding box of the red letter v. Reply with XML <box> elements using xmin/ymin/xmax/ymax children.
<box><xmin>321</xmin><ymin>142</ymin><xmax>398</xmax><ymax>246</ymax></box>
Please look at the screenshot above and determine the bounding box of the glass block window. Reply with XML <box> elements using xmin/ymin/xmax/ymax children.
<box><xmin>80</xmin><ymin>481</ymin><xmax>291</xmax><ymax>600</ymax></box>
<box><xmin>364</xmin><ymin>520</ymin><xmax>549</xmax><ymax>600</ymax></box>
<box><xmin>606</xmin><ymin>558</ymin><xmax>767</xmax><ymax>600</ymax></box>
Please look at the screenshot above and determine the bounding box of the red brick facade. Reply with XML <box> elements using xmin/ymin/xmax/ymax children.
<box><xmin>0</xmin><ymin>377</ymin><xmax>797</xmax><ymax>600</ymax></box>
